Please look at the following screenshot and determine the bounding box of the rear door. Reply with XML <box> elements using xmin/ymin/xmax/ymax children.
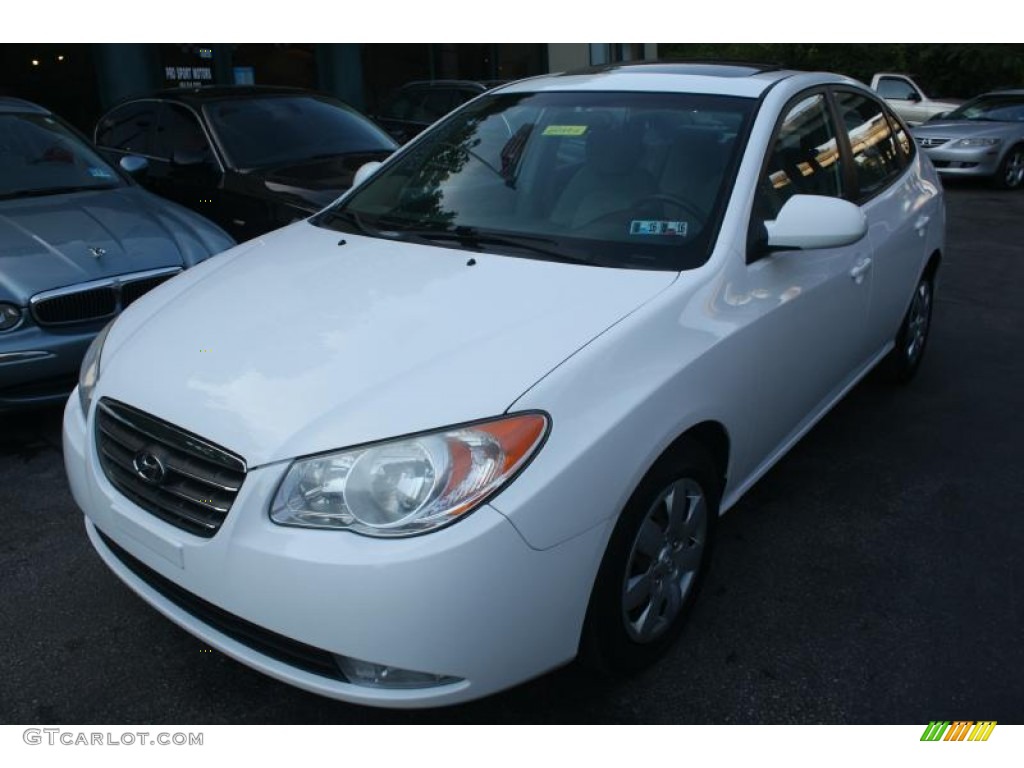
<box><xmin>833</xmin><ymin>89</ymin><xmax>934</xmax><ymax>354</ymax></box>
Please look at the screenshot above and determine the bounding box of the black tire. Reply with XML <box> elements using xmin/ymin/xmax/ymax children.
<box><xmin>992</xmin><ymin>144</ymin><xmax>1024</xmax><ymax>190</ymax></box>
<box><xmin>581</xmin><ymin>438</ymin><xmax>721</xmax><ymax>674</ymax></box>
<box><xmin>885</xmin><ymin>271</ymin><xmax>934</xmax><ymax>384</ymax></box>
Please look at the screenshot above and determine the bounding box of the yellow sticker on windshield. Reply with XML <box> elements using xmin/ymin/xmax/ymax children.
<box><xmin>542</xmin><ymin>125</ymin><xmax>588</xmax><ymax>137</ymax></box>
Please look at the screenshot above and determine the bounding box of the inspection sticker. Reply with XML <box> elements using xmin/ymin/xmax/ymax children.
<box><xmin>542</xmin><ymin>125</ymin><xmax>588</xmax><ymax>137</ymax></box>
<box><xmin>88</xmin><ymin>167</ymin><xmax>113</xmax><ymax>178</ymax></box>
<box><xmin>630</xmin><ymin>220</ymin><xmax>688</xmax><ymax>236</ymax></box>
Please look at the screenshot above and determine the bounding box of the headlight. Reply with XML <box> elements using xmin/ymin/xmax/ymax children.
<box><xmin>270</xmin><ymin>413</ymin><xmax>549</xmax><ymax>537</ymax></box>
<box><xmin>78</xmin><ymin>321</ymin><xmax>114</xmax><ymax>415</ymax></box>
<box><xmin>954</xmin><ymin>137</ymin><xmax>1001</xmax><ymax>148</ymax></box>
<box><xmin>0</xmin><ymin>302</ymin><xmax>23</xmax><ymax>332</ymax></box>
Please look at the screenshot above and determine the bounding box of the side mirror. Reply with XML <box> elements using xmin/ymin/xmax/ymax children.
<box><xmin>352</xmin><ymin>161</ymin><xmax>382</xmax><ymax>188</ymax></box>
<box><xmin>119</xmin><ymin>155</ymin><xmax>149</xmax><ymax>178</ymax></box>
<box><xmin>906</xmin><ymin>92</ymin><xmax>922</xmax><ymax>103</ymax></box>
<box><xmin>765</xmin><ymin>195</ymin><xmax>867</xmax><ymax>251</ymax></box>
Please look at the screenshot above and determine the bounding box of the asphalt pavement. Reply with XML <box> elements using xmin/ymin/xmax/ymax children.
<box><xmin>1</xmin><ymin>182</ymin><xmax>1022</xmax><ymax>724</ymax></box>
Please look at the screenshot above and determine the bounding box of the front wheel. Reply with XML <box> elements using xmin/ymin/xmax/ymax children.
<box><xmin>993</xmin><ymin>144</ymin><xmax>1024</xmax><ymax>190</ymax></box>
<box><xmin>885</xmin><ymin>272</ymin><xmax>934</xmax><ymax>383</ymax></box>
<box><xmin>582</xmin><ymin>439</ymin><xmax>720</xmax><ymax>673</ymax></box>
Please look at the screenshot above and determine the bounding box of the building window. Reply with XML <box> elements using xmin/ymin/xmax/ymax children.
<box><xmin>590</xmin><ymin>44</ymin><xmax>647</xmax><ymax>66</ymax></box>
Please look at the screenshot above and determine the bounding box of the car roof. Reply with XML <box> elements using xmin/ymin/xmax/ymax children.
<box><xmin>498</xmin><ymin>61</ymin><xmax>825</xmax><ymax>99</ymax></box>
<box><xmin>0</xmin><ymin>97</ymin><xmax>50</xmax><ymax>115</ymax></box>
<box><xmin>136</xmin><ymin>85</ymin><xmax>320</xmax><ymax>105</ymax></box>
<box><xmin>397</xmin><ymin>80</ymin><xmax>490</xmax><ymax>91</ymax></box>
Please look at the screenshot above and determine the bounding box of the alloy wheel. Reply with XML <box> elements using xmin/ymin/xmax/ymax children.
<box><xmin>622</xmin><ymin>478</ymin><xmax>708</xmax><ymax>644</ymax></box>
<box><xmin>1005</xmin><ymin>148</ymin><xmax>1024</xmax><ymax>189</ymax></box>
<box><xmin>905</xmin><ymin>279</ymin><xmax>932</xmax><ymax>365</ymax></box>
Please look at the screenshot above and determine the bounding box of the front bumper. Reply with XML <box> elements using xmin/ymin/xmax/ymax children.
<box><xmin>919</xmin><ymin>143</ymin><xmax>1003</xmax><ymax>178</ymax></box>
<box><xmin>63</xmin><ymin>392</ymin><xmax>608</xmax><ymax>707</ymax></box>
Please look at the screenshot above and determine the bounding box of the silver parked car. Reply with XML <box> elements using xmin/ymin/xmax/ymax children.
<box><xmin>911</xmin><ymin>89</ymin><xmax>1024</xmax><ymax>189</ymax></box>
<box><xmin>0</xmin><ymin>98</ymin><xmax>234</xmax><ymax>412</ymax></box>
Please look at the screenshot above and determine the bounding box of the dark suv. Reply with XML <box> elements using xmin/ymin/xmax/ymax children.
<box><xmin>94</xmin><ymin>86</ymin><xmax>396</xmax><ymax>242</ymax></box>
<box><xmin>373</xmin><ymin>80</ymin><xmax>503</xmax><ymax>143</ymax></box>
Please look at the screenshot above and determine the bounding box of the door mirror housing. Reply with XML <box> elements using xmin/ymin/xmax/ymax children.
<box><xmin>765</xmin><ymin>195</ymin><xmax>867</xmax><ymax>251</ymax></box>
<box><xmin>906</xmin><ymin>91</ymin><xmax>922</xmax><ymax>103</ymax></box>
<box><xmin>352</xmin><ymin>161</ymin><xmax>382</xmax><ymax>188</ymax></box>
<box><xmin>119</xmin><ymin>155</ymin><xmax>149</xmax><ymax>178</ymax></box>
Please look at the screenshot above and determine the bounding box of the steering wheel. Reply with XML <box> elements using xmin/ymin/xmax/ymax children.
<box><xmin>631</xmin><ymin>192</ymin><xmax>707</xmax><ymax>221</ymax></box>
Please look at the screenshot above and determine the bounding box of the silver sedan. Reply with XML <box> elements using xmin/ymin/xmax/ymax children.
<box><xmin>912</xmin><ymin>89</ymin><xmax>1024</xmax><ymax>189</ymax></box>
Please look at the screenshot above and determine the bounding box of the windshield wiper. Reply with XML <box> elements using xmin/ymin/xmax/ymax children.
<box><xmin>0</xmin><ymin>184</ymin><xmax>116</xmax><ymax>201</ymax></box>
<box><xmin>382</xmin><ymin>225</ymin><xmax>593</xmax><ymax>265</ymax></box>
<box><xmin>316</xmin><ymin>208</ymin><xmax>377</xmax><ymax>236</ymax></box>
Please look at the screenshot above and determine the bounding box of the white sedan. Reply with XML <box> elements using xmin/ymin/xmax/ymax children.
<box><xmin>63</xmin><ymin>63</ymin><xmax>945</xmax><ymax>708</ymax></box>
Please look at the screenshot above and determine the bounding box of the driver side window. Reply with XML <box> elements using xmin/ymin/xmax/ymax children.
<box><xmin>760</xmin><ymin>93</ymin><xmax>843</xmax><ymax>219</ymax></box>
<box><xmin>749</xmin><ymin>93</ymin><xmax>844</xmax><ymax>261</ymax></box>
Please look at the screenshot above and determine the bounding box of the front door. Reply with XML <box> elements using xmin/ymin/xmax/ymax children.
<box><xmin>740</xmin><ymin>91</ymin><xmax>873</xmax><ymax>465</ymax></box>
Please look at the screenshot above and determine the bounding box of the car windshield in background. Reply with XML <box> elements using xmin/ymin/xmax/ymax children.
<box><xmin>316</xmin><ymin>91</ymin><xmax>755</xmax><ymax>271</ymax></box>
<box><xmin>946</xmin><ymin>94</ymin><xmax>1024</xmax><ymax>122</ymax></box>
<box><xmin>204</xmin><ymin>95</ymin><xmax>397</xmax><ymax>169</ymax></box>
<box><xmin>0</xmin><ymin>114</ymin><xmax>122</xmax><ymax>200</ymax></box>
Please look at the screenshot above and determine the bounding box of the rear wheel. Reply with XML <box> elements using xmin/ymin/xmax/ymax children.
<box><xmin>885</xmin><ymin>272</ymin><xmax>934</xmax><ymax>383</ymax></box>
<box><xmin>993</xmin><ymin>144</ymin><xmax>1024</xmax><ymax>190</ymax></box>
<box><xmin>582</xmin><ymin>439</ymin><xmax>720</xmax><ymax>673</ymax></box>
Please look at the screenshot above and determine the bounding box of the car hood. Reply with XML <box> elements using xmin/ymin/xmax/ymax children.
<box><xmin>0</xmin><ymin>186</ymin><xmax>233</xmax><ymax>302</ymax></box>
<box><xmin>258</xmin><ymin>150</ymin><xmax>394</xmax><ymax>210</ymax></box>
<box><xmin>913</xmin><ymin>120</ymin><xmax>1020</xmax><ymax>139</ymax></box>
<box><xmin>99</xmin><ymin>222</ymin><xmax>676</xmax><ymax>467</ymax></box>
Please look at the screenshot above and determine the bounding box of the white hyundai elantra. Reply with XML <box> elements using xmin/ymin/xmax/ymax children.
<box><xmin>63</xmin><ymin>63</ymin><xmax>944</xmax><ymax>708</ymax></box>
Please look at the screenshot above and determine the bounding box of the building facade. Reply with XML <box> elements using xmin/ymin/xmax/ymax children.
<box><xmin>0</xmin><ymin>43</ymin><xmax>657</xmax><ymax>131</ymax></box>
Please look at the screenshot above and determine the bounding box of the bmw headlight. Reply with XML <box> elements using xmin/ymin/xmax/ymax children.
<box><xmin>78</xmin><ymin>321</ymin><xmax>114</xmax><ymax>415</ymax></box>
<box><xmin>0</xmin><ymin>302</ymin><xmax>23</xmax><ymax>332</ymax></box>
<box><xmin>954</xmin><ymin>137</ymin><xmax>1001</xmax><ymax>148</ymax></box>
<box><xmin>270</xmin><ymin>413</ymin><xmax>549</xmax><ymax>537</ymax></box>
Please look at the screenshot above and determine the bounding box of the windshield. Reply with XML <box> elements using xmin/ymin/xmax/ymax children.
<box><xmin>945</xmin><ymin>94</ymin><xmax>1024</xmax><ymax>123</ymax></box>
<box><xmin>204</xmin><ymin>95</ymin><xmax>397</xmax><ymax>169</ymax></box>
<box><xmin>315</xmin><ymin>90</ymin><xmax>755</xmax><ymax>271</ymax></box>
<box><xmin>0</xmin><ymin>113</ymin><xmax>123</xmax><ymax>200</ymax></box>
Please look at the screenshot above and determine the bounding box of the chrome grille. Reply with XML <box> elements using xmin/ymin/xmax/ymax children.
<box><xmin>32</xmin><ymin>286</ymin><xmax>116</xmax><ymax>325</ymax></box>
<box><xmin>916</xmin><ymin>137</ymin><xmax>950</xmax><ymax>148</ymax></box>
<box><xmin>95</xmin><ymin>398</ymin><xmax>247</xmax><ymax>538</ymax></box>
<box><xmin>121</xmin><ymin>273</ymin><xmax>177</xmax><ymax>307</ymax></box>
<box><xmin>31</xmin><ymin>267</ymin><xmax>181</xmax><ymax>327</ymax></box>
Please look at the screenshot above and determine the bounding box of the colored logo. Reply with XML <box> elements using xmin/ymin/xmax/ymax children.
<box><xmin>920</xmin><ymin>721</ymin><xmax>997</xmax><ymax>741</ymax></box>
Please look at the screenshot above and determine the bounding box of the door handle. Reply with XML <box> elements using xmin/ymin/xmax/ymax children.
<box><xmin>914</xmin><ymin>215</ymin><xmax>930</xmax><ymax>237</ymax></box>
<box><xmin>850</xmin><ymin>257</ymin><xmax>872</xmax><ymax>283</ymax></box>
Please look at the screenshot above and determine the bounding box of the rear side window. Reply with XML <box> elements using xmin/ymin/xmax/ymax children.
<box><xmin>95</xmin><ymin>102</ymin><xmax>158</xmax><ymax>155</ymax></box>
<box><xmin>835</xmin><ymin>91</ymin><xmax>904</xmax><ymax>199</ymax></box>
<box><xmin>759</xmin><ymin>93</ymin><xmax>843</xmax><ymax>219</ymax></box>
<box><xmin>884</xmin><ymin>106</ymin><xmax>914</xmax><ymax>165</ymax></box>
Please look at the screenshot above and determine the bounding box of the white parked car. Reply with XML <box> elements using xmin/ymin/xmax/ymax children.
<box><xmin>63</xmin><ymin>63</ymin><xmax>945</xmax><ymax>708</ymax></box>
<box><xmin>869</xmin><ymin>73</ymin><xmax>961</xmax><ymax>126</ymax></box>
